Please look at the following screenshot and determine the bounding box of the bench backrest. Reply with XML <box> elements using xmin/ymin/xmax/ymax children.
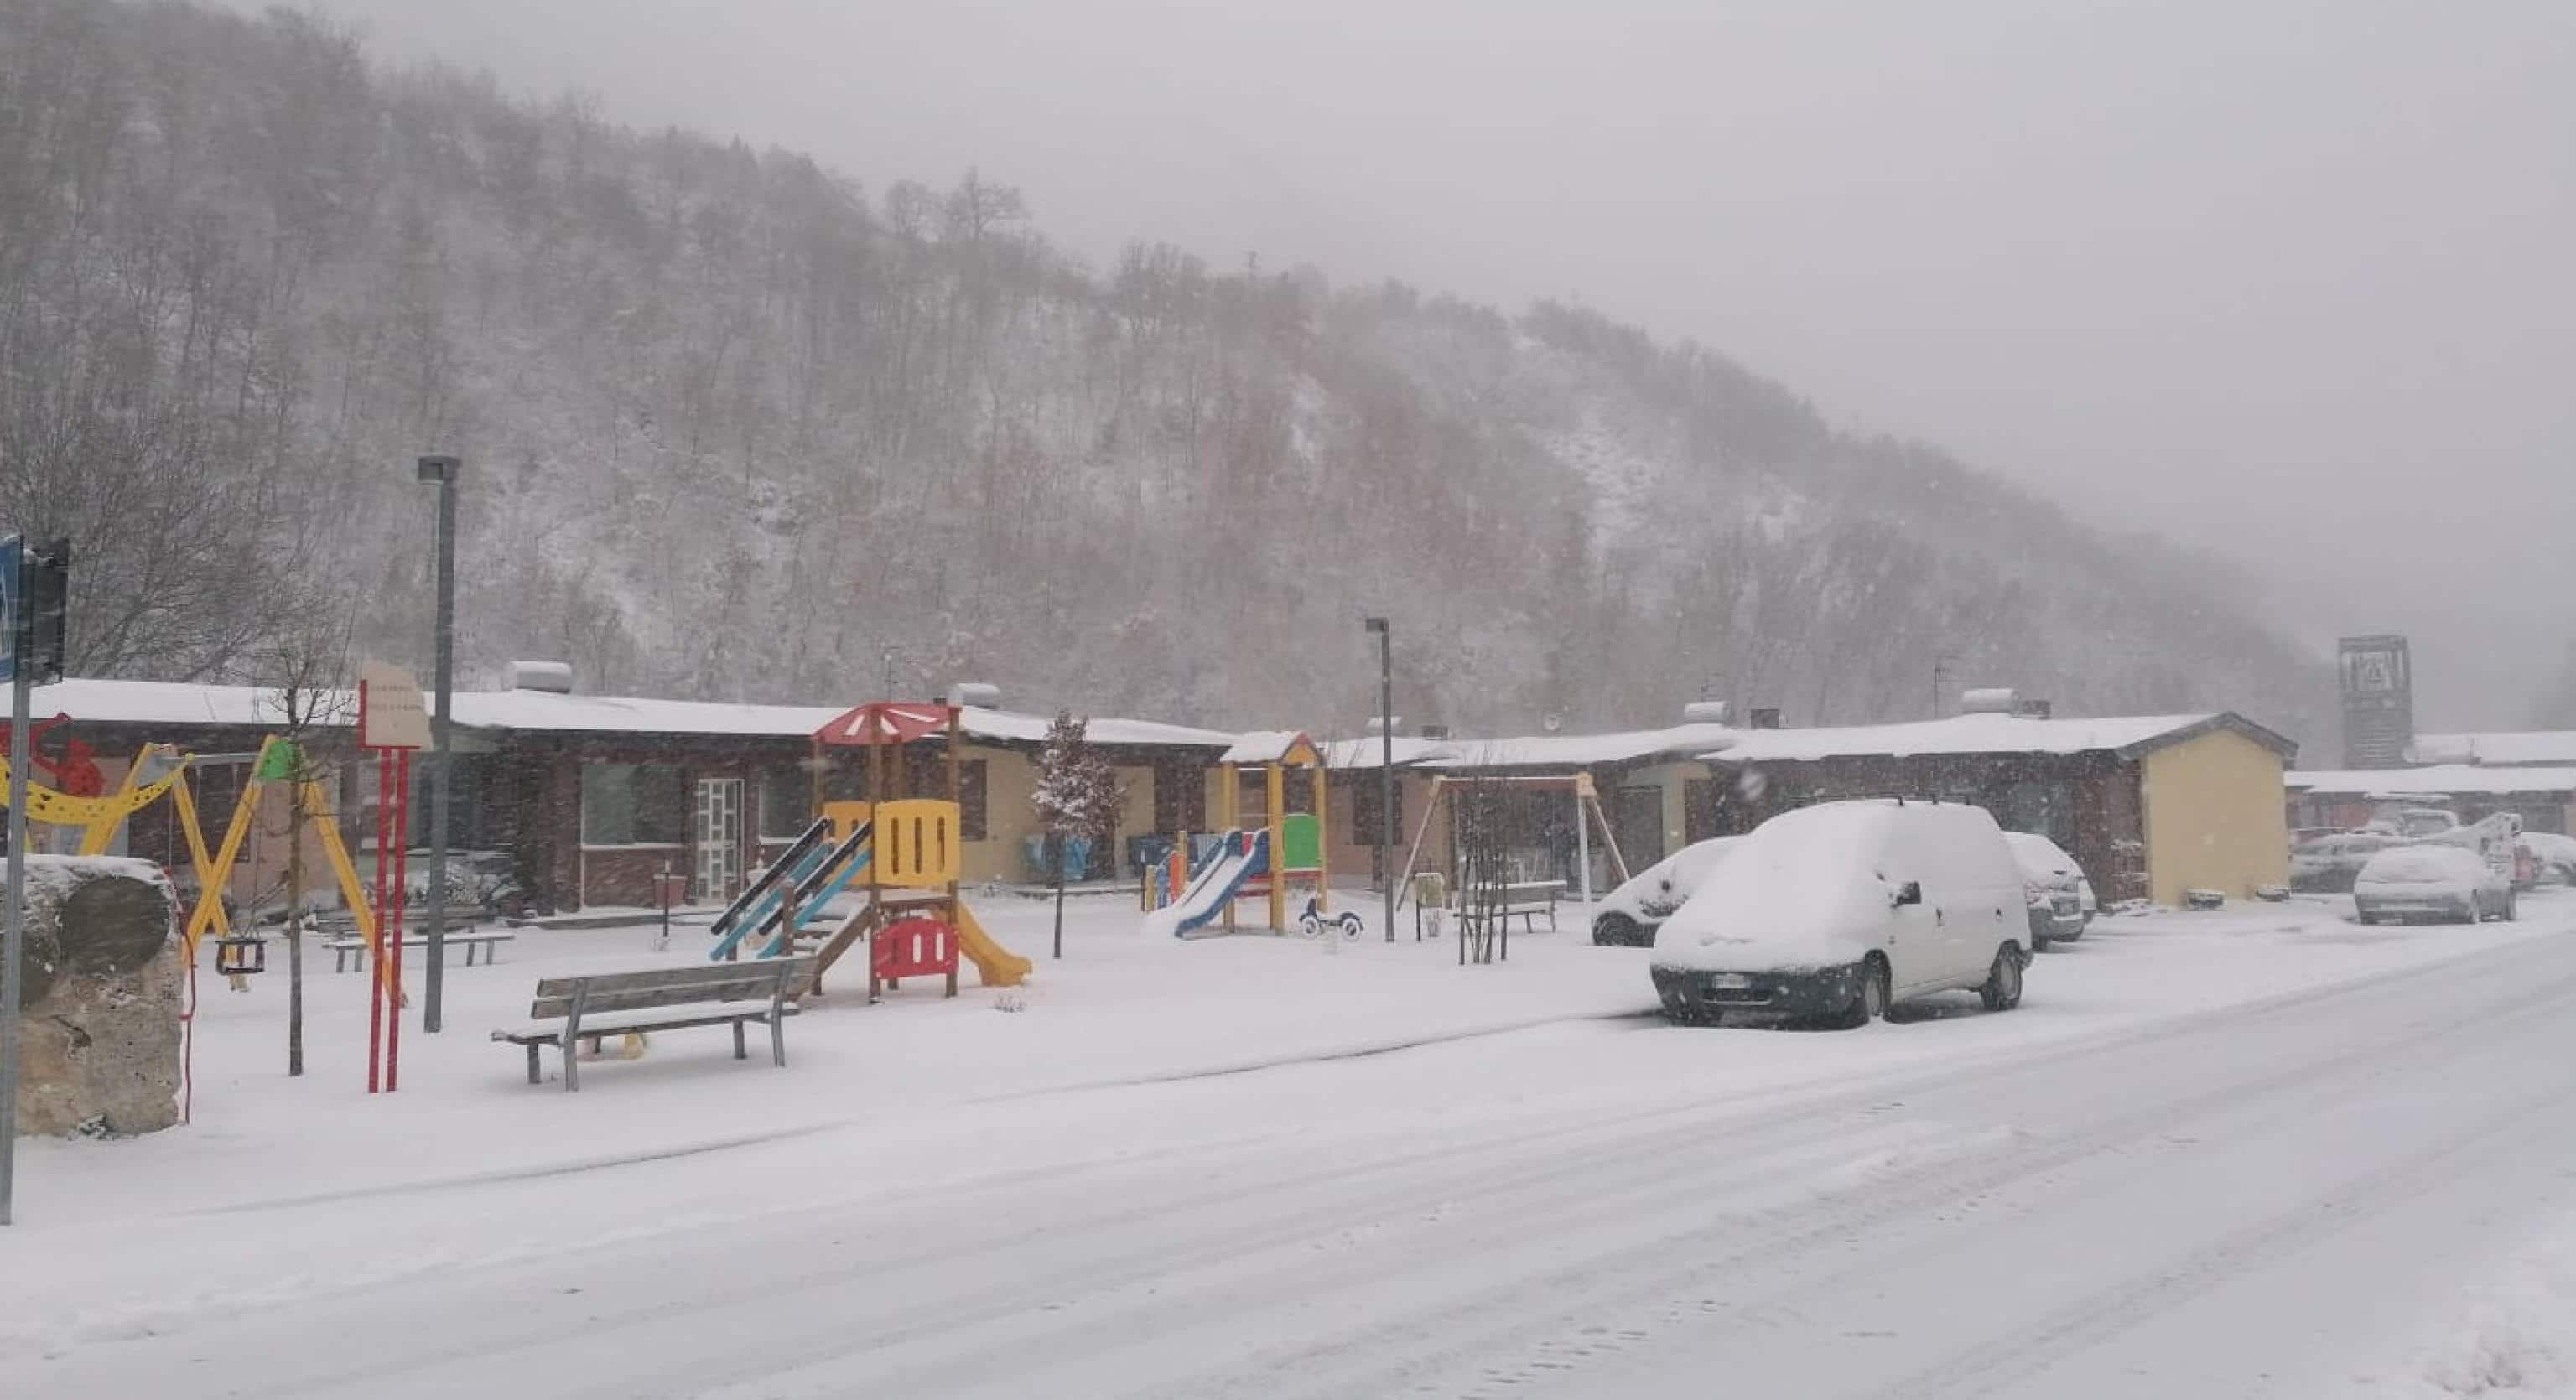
<box><xmin>528</xmin><ymin>958</ymin><xmax>814</xmax><ymax>1021</ymax></box>
<box><xmin>1458</xmin><ymin>880</ymin><xmax>1564</xmax><ymax>906</ymax></box>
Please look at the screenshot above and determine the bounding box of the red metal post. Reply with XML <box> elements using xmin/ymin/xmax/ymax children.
<box><xmin>368</xmin><ymin>746</ymin><xmax>389</xmax><ymax>1093</ymax></box>
<box><xmin>388</xmin><ymin>748</ymin><xmax>411</xmax><ymax>1091</ymax></box>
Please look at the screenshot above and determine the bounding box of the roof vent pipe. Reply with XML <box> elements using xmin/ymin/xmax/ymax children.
<box><xmin>946</xmin><ymin>682</ymin><xmax>1001</xmax><ymax>709</ymax></box>
<box><xmin>1960</xmin><ymin>687</ymin><xmax>2019</xmax><ymax>715</ymax></box>
<box><xmin>1681</xmin><ymin>700</ymin><xmax>1732</xmax><ymax>726</ymax></box>
<box><xmin>509</xmin><ymin>661</ymin><xmax>574</xmax><ymax>694</ymax></box>
<box><xmin>1364</xmin><ymin>715</ymin><xmax>1405</xmax><ymax>737</ymax></box>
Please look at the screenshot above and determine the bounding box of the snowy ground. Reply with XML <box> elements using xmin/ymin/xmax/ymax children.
<box><xmin>6</xmin><ymin>889</ymin><xmax>2575</xmax><ymax>1397</ymax></box>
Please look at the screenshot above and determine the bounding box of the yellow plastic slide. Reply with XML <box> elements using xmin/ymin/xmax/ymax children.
<box><xmin>952</xmin><ymin>900</ymin><xmax>1033</xmax><ymax>988</ymax></box>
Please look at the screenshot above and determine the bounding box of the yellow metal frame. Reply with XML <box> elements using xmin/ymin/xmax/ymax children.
<box><xmin>1216</xmin><ymin>734</ymin><xmax>1330</xmax><ymax>935</ymax></box>
<box><xmin>181</xmin><ymin>738</ymin><xmax>383</xmax><ymax>975</ymax></box>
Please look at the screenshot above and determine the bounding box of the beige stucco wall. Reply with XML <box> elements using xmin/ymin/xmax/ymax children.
<box><xmin>2140</xmin><ymin>729</ymin><xmax>2290</xmax><ymax>905</ymax></box>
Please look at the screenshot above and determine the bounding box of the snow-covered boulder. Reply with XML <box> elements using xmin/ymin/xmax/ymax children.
<box><xmin>8</xmin><ymin>855</ymin><xmax>181</xmax><ymax>1138</ymax></box>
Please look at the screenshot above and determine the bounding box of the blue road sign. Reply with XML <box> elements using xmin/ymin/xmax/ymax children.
<box><xmin>0</xmin><ymin>534</ymin><xmax>19</xmax><ymax>683</ymax></box>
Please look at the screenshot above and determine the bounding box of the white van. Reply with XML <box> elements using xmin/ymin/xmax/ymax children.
<box><xmin>1650</xmin><ymin>799</ymin><xmax>2029</xmax><ymax>1027</ymax></box>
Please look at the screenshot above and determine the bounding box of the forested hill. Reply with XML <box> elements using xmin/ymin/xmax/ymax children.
<box><xmin>0</xmin><ymin>0</ymin><xmax>2331</xmax><ymax>742</ymax></box>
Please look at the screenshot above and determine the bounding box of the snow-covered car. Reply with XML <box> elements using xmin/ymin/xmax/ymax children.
<box><xmin>2351</xmin><ymin>843</ymin><xmax>2514</xmax><ymax>925</ymax></box>
<box><xmin>1590</xmin><ymin>837</ymin><xmax>1742</xmax><ymax>946</ymax></box>
<box><xmin>1650</xmin><ymin>799</ymin><xmax>2028</xmax><ymax>1029</ymax></box>
<box><xmin>2289</xmin><ymin>830</ymin><xmax>2401</xmax><ymax>893</ymax></box>
<box><xmin>2002</xmin><ymin>831</ymin><xmax>2094</xmax><ymax>951</ymax></box>
<box><xmin>2521</xmin><ymin>832</ymin><xmax>2576</xmax><ymax>887</ymax></box>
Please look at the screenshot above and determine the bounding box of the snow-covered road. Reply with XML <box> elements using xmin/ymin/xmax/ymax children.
<box><xmin>11</xmin><ymin>898</ymin><xmax>2576</xmax><ymax>1397</ymax></box>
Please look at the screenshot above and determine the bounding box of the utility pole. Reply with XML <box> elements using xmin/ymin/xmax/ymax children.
<box><xmin>416</xmin><ymin>457</ymin><xmax>460</xmax><ymax>1033</ymax></box>
<box><xmin>1364</xmin><ymin>617</ymin><xmax>1394</xmax><ymax>943</ymax></box>
<box><xmin>3</xmin><ymin>536</ymin><xmax>68</xmax><ymax>1226</ymax></box>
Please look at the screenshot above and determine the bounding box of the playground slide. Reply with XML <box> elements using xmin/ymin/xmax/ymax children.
<box><xmin>1143</xmin><ymin>828</ymin><xmax>1267</xmax><ymax>939</ymax></box>
<box><xmin>951</xmin><ymin>902</ymin><xmax>1033</xmax><ymax>988</ymax></box>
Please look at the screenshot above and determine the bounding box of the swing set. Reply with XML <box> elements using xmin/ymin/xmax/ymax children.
<box><xmin>1</xmin><ymin>730</ymin><xmax>390</xmax><ymax>988</ymax></box>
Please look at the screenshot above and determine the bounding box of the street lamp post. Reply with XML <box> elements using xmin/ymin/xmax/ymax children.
<box><xmin>1363</xmin><ymin>617</ymin><xmax>1394</xmax><ymax>943</ymax></box>
<box><xmin>416</xmin><ymin>456</ymin><xmax>459</xmax><ymax>1033</ymax></box>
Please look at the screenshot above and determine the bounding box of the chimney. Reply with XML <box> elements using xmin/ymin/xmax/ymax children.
<box><xmin>2014</xmin><ymin>697</ymin><xmax>2053</xmax><ymax>719</ymax></box>
<box><xmin>1749</xmin><ymin>707</ymin><xmax>1784</xmax><ymax>730</ymax></box>
<box><xmin>509</xmin><ymin>661</ymin><xmax>574</xmax><ymax>694</ymax></box>
<box><xmin>1959</xmin><ymin>687</ymin><xmax>2018</xmax><ymax>716</ymax></box>
<box><xmin>1419</xmin><ymin>723</ymin><xmax>1452</xmax><ymax>740</ymax></box>
<box><xmin>946</xmin><ymin>682</ymin><xmax>1001</xmax><ymax>709</ymax></box>
<box><xmin>1364</xmin><ymin>715</ymin><xmax>1405</xmax><ymax>737</ymax></box>
<box><xmin>1681</xmin><ymin>699</ymin><xmax>1732</xmax><ymax>726</ymax></box>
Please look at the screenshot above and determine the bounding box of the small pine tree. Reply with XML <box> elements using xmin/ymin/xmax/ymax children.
<box><xmin>1033</xmin><ymin>712</ymin><xmax>1123</xmax><ymax>959</ymax></box>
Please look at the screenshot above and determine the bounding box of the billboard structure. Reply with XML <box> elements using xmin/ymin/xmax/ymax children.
<box><xmin>2338</xmin><ymin>634</ymin><xmax>2414</xmax><ymax>770</ymax></box>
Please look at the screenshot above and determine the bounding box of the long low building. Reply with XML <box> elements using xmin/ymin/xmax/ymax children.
<box><xmin>30</xmin><ymin>672</ymin><xmax>1240</xmax><ymax>910</ymax></box>
<box><xmin>2286</xmin><ymin>765</ymin><xmax>2576</xmax><ymax>836</ymax></box>
<box><xmin>1326</xmin><ymin>705</ymin><xmax>2299</xmax><ymax>909</ymax></box>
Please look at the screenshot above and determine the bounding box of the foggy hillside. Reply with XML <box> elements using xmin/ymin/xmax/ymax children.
<box><xmin>1</xmin><ymin>0</ymin><xmax>2330</xmax><ymax>740</ymax></box>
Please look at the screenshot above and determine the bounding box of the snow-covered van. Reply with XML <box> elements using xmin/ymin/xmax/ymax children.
<box><xmin>1590</xmin><ymin>837</ymin><xmax>1742</xmax><ymax>946</ymax></box>
<box><xmin>1650</xmin><ymin>799</ymin><xmax>2029</xmax><ymax>1027</ymax></box>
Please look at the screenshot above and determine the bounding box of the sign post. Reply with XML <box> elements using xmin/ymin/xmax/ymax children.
<box><xmin>359</xmin><ymin>661</ymin><xmax>429</xmax><ymax>1093</ymax></box>
<box><xmin>2</xmin><ymin>536</ymin><xmax>68</xmax><ymax>1225</ymax></box>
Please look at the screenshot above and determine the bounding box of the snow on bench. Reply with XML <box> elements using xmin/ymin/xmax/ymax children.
<box><xmin>491</xmin><ymin>957</ymin><xmax>813</xmax><ymax>1092</ymax></box>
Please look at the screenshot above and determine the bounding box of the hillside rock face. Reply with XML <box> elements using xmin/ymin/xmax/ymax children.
<box><xmin>10</xmin><ymin>856</ymin><xmax>182</xmax><ymax>1138</ymax></box>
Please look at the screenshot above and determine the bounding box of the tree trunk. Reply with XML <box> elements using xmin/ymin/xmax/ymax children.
<box><xmin>286</xmin><ymin>786</ymin><xmax>306</xmax><ymax>1077</ymax></box>
<box><xmin>1051</xmin><ymin>829</ymin><xmax>1066</xmax><ymax>960</ymax></box>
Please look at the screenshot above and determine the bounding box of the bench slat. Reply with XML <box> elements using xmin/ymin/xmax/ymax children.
<box><xmin>526</xmin><ymin>959</ymin><xmax>813</xmax><ymax>1021</ymax></box>
<box><xmin>529</xmin><ymin>960</ymin><xmax>804</xmax><ymax>998</ymax></box>
<box><xmin>493</xmin><ymin>1003</ymin><xmax>800</xmax><ymax>1044</ymax></box>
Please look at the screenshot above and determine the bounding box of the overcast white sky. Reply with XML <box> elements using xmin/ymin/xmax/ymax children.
<box><xmin>295</xmin><ymin>0</ymin><xmax>2575</xmax><ymax>728</ymax></box>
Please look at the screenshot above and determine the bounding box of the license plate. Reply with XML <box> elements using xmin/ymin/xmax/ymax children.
<box><xmin>1704</xmin><ymin>974</ymin><xmax>1753</xmax><ymax>990</ymax></box>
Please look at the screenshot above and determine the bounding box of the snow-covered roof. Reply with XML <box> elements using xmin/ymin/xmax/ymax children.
<box><xmin>1319</xmin><ymin>736</ymin><xmax>1461</xmax><ymax>770</ymax></box>
<box><xmin>1320</xmin><ymin>723</ymin><xmax>1737</xmax><ymax>771</ymax></box>
<box><xmin>30</xmin><ymin>678</ymin><xmax>1239</xmax><ymax>751</ymax></box>
<box><xmin>1698</xmin><ymin>712</ymin><xmax>2295</xmax><ymax>765</ymax></box>
<box><xmin>2286</xmin><ymin>765</ymin><xmax>2576</xmax><ymax>797</ymax></box>
<box><xmin>2411</xmin><ymin>731</ymin><xmax>2576</xmax><ymax>768</ymax></box>
<box><xmin>1219</xmin><ymin>730</ymin><xmax>1321</xmax><ymax>765</ymax></box>
<box><xmin>1423</xmin><ymin>723</ymin><xmax>1740</xmax><ymax>770</ymax></box>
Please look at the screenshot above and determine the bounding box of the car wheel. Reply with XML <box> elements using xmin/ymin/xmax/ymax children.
<box><xmin>1592</xmin><ymin>912</ymin><xmax>1642</xmax><ymax>947</ymax></box>
<box><xmin>1834</xmin><ymin>957</ymin><xmax>1890</xmax><ymax>1029</ymax></box>
<box><xmin>1978</xmin><ymin>945</ymin><xmax>2025</xmax><ymax>1012</ymax></box>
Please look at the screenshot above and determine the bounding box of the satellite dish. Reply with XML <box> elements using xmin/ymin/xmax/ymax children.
<box><xmin>1542</xmin><ymin>712</ymin><xmax>1565</xmax><ymax>733</ymax></box>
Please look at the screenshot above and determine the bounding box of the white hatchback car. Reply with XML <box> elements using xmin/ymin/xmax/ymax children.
<box><xmin>2352</xmin><ymin>843</ymin><xmax>2514</xmax><ymax>925</ymax></box>
<box><xmin>1590</xmin><ymin>837</ymin><xmax>1741</xmax><ymax>946</ymax></box>
<box><xmin>1651</xmin><ymin>800</ymin><xmax>2029</xmax><ymax>1028</ymax></box>
<box><xmin>2002</xmin><ymin>832</ymin><xmax>2095</xmax><ymax>951</ymax></box>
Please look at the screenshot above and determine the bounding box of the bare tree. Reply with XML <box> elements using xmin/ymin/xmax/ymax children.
<box><xmin>252</xmin><ymin>609</ymin><xmax>356</xmax><ymax>1078</ymax></box>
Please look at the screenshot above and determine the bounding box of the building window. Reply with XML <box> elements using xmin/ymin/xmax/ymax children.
<box><xmin>1153</xmin><ymin>761</ymin><xmax>1208</xmax><ymax>832</ymax></box>
<box><xmin>758</xmin><ymin>763</ymin><xmax>814</xmax><ymax>839</ymax></box>
<box><xmin>1351</xmin><ymin>773</ymin><xmax>1405</xmax><ymax>838</ymax></box>
<box><xmin>959</xmin><ymin>759</ymin><xmax>988</xmax><ymax>841</ymax></box>
<box><xmin>581</xmin><ymin>763</ymin><xmax>688</xmax><ymax>845</ymax></box>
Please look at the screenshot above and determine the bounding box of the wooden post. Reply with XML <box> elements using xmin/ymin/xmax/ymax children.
<box><xmin>1219</xmin><ymin>765</ymin><xmax>1239</xmax><ymax>934</ymax></box>
<box><xmin>1266</xmin><ymin>760</ymin><xmax>1286</xmax><ymax>932</ymax></box>
<box><xmin>1312</xmin><ymin>760</ymin><xmax>1329</xmax><ymax>915</ymax></box>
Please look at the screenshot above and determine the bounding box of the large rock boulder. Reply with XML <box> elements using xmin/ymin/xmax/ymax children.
<box><xmin>10</xmin><ymin>855</ymin><xmax>181</xmax><ymax>1137</ymax></box>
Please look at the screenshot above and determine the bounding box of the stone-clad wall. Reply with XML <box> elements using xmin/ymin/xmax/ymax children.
<box><xmin>11</xmin><ymin>856</ymin><xmax>181</xmax><ymax>1138</ymax></box>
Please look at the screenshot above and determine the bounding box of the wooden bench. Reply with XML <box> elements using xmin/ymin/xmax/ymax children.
<box><xmin>330</xmin><ymin>929</ymin><xmax>512</xmax><ymax>973</ymax></box>
<box><xmin>491</xmin><ymin>957</ymin><xmax>813</xmax><ymax>1092</ymax></box>
<box><xmin>1457</xmin><ymin>879</ymin><xmax>1566</xmax><ymax>934</ymax></box>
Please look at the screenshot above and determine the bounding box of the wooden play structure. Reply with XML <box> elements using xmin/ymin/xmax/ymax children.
<box><xmin>1143</xmin><ymin>730</ymin><xmax>1341</xmax><ymax>937</ymax></box>
<box><xmin>704</xmin><ymin>701</ymin><xmax>1031</xmax><ymax>998</ymax></box>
